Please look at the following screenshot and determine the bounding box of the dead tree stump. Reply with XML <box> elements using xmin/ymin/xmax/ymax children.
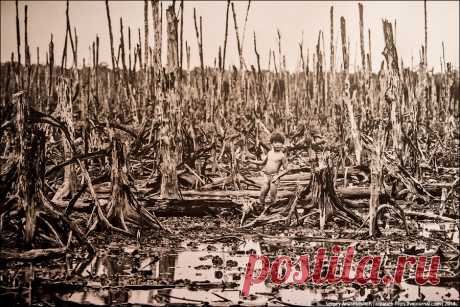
<box><xmin>310</xmin><ymin>156</ymin><xmax>362</xmax><ymax>230</ymax></box>
<box><xmin>159</xmin><ymin>120</ymin><xmax>179</xmax><ymax>199</ymax></box>
<box><xmin>52</xmin><ymin>78</ymin><xmax>76</xmax><ymax>202</ymax></box>
<box><xmin>1</xmin><ymin>92</ymin><xmax>94</xmax><ymax>258</ymax></box>
<box><xmin>105</xmin><ymin>134</ymin><xmax>166</xmax><ymax>233</ymax></box>
<box><xmin>106</xmin><ymin>136</ymin><xmax>135</xmax><ymax>230</ymax></box>
<box><xmin>16</xmin><ymin>91</ymin><xmax>43</xmax><ymax>246</ymax></box>
<box><xmin>242</xmin><ymin>154</ymin><xmax>364</xmax><ymax>230</ymax></box>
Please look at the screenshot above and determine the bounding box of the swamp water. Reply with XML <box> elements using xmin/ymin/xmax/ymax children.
<box><xmin>0</xmin><ymin>222</ymin><xmax>458</xmax><ymax>306</ymax></box>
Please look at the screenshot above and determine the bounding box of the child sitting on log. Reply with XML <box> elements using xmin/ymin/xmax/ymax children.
<box><xmin>248</xmin><ymin>132</ymin><xmax>289</xmax><ymax>213</ymax></box>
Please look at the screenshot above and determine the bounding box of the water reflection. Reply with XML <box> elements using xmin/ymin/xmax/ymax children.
<box><xmin>419</xmin><ymin>221</ymin><xmax>459</xmax><ymax>243</ymax></box>
<box><xmin>1</xmin><ymin>230</ymin><xmax>458</xmax><ymax>306</ymax></box>
<box><xmin>62</xmin><ymin>283</ymin><xmax>459</xmax><ymax>306</ymax></box>
<box><xmin>59</xmin><ymin>237</ymin><xmax>458</xmax><ymax>306</ymax></box>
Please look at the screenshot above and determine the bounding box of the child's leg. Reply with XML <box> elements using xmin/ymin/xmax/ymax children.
<box><xmin>258</xmin><ymin>173</ymin><xmax>270</xmax><ymax>206</ymax></box>
<box><xmin>267</xmin><ymin>178</ymin><xmax>279</xmax><ymax>205</ymax></box>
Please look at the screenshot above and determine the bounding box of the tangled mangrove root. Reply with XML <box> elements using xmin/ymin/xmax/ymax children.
<box><xmin>86</xmin><ymin>135</ymin><xmax>167</xmax><ymax>236</ymax></box>
<box><xmin>1</xmin><ymin>92</ymin><xmax>94</xmax><ymax>259</ymax></box>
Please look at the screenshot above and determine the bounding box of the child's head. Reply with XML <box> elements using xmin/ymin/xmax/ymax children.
<box><xmin>270</xmin><ymin>132</ymin><xmax>285</xmax><ymax>151</ymax></box>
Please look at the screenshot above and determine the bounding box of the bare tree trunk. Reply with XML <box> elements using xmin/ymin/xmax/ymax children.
<box><xmin>231</xmin><ymin>3</ymin><xmax>243</xmax><ymax>70</ymax></box>
<box><xmin>152</xmin><ymin>0</ymin><xmax>161</xmax><ymax>110</ymax></box>
<box><xmin>344</xmin><ymin>84</ymin><xmax>362</xmax><ymax>164</ymax></box>
<box><xmin>358</xmin><ymin>3</ymin><xmax>366</xmax><ymax>71</ymax></box>
<box><xmin>222</xmin><ymin>0</ymin><xmax>230</xmax><ymax>71</ymax></box>
<box><xmin>144</xmin><ymin>0</ymin><xmax>149</xmax><ymax>72</ymax></box>
<box><xmin>382</xmin><ymin>20</ymin><xmax>402</xmax><ymax>156</ymax></box>
<box><xmin>105</xmin><ymin>0</ymin><xmax>116</xmax><ymax>70</ymax></box>
<box><xmin>310</xmin><ymin>155</ymin><xmax>362</xmax><ymax>230</ymax></box>
<box><xmin>16</xmin><ymin>0</ymin><xmax>21</xmax><ymax>69</ymax></box>
<box><xmin>240</xmin><ymin>0</ymin><xmax>251</xmax><ymax>52</ymax></box>
<box><xmin>340</xmin><ymin>17</ymin><xmax>349</xmax><ymax>72</ymax></box>
<box><xmin>61</xmin><ymin>16</ymin><xmax>69</xmax><ymax>71</ymax></box>
<box><xmin>159</xmin><ymin>4</ymin><xmax>180</xmax><ymax>199</ymax></box>
<box><xmin>74</xmin><ymin>27</ymin><xmax>78</xmax><ymax>67</ymax></box>
<box><xmin>167</xmin><ymin>5</ymin><xmax>179</xmax><ymax>74</ymax></box>
<box><xmin>369</xmin><ymin>128</ymin><xmax>385</xmax><ymax>236</ymax></box>
<box><xmin>48</xmin><ymin>35</ymin><xmax>54</xmax><ymax>100</ymax></box>
<box><xmin>186</xmin><ymin>41</ymin><xmax>190</xmax><ymax>71</ymax></box>
<box><xmin>24</xmin><ymin>5</ymin><xmax>30</xmax><ymax>67</ymax></box>
<box><xmin>424</xmin><ymin>0</ymin><xmax>428</xmax><ymax>69</ymax></box>
<box><xmin>329</xmin><ymin>6</ymin><xmax>334</xmax><ymax>73</ymax></box>
<box><xmin>179</xmin><ymin>0</ymin><xmax>184</xmax><ymax>74</ymax></box>
<box><xmin>65</xmin><ymin>0</ymin><xmax>76</xmax><ymax>67</ymax></box>
<box><xmin>15</xmin><ymin>92</ymin><xmax>37</xmax><ymax>246</ymax></box>
<box><xmin>53</xmin><ymin>79</ymin><xmax>76</xmax><ymax>202</ymax></box>
<box><xmin>160</xmin><ymin>121</ymin><xmax>179</xmax><ymax>199</ymax></box>
<box><xmin>107</xmin><ymin>136</ymin><xmax>135</xmax><ymax>231</ymax></box>
<box><xmin>367</xmin><ymin>28</ymin><xmax>372</xmax><ymax>72</ymax></box>
<box><xmin>193</xmin><ymin>8</ymin><xmax>205</xmax><ymax>96</ymax></box>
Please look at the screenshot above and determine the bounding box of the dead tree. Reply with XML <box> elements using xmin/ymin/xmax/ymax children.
<box><xmin>105</xmin><ymin>134</ymin><xmax>166</xmax><ymax>233</ymax></box>
<box><xmin>16</xmin><ymin>92</ymin><xmax>40</xmax><ymax>246</ymax></box>
<box><xmin>343</xmin><ymin>80</ymin><xmax>362</xmax><ymax>164</ymax></box>
<box><xmin>382</xmin><ymin>20</ymin><xmax>402</xmax><ymax>156</ymax></box>
<box><xmin>222</xmin><ymin>0</ymin><xmax>230</xmax><ymax>71</ymax></box>
<box><xmin>1</xmin><ymin>92</ymin><xmax>94</xmax><ymax>260</ymax></box>
<box><xmin>151</xmin><ymin>0</ymin><xmax>162</xmax><ymax>107</ymax></box>
<box><xmin>368</xmin><ymin>129</ymin><xmax>385</xmax><ymax>236</ymax></box>
<box><xmin>329</xmin><ymin>6</ymin><xmax>335</xmax><ymax>73</ymax></box>
<box><xmin>105</xmin><ymin>0</ymin><xmax>116</xmax><ymax>70</ymax></box>
<box><xmin>424</xmin><ymin>0</ymin><xmax>428</xmax><ymax>69</ymax></box>
<box><xmin>24</xmin><ymin>5</ymin><xmax>30</xmax><ymax>68</ymax></box>
<box><xmin>311</xmin><ymin>155</ymin><xmax>362</xmax><ymax>230</ymax></box>
<box><xmin>52</xmin><ymin>79</ymin><xmax>76</xmax><ymax>202</ymax></box>
<box><xmin>358</xmin><ymin>3</ymin><xmax>366</xmax><ymax>71</ymax></box>
<box><xmin>159</xmin><ymin>4</ymin><xmax>180</xmax><ymax>199</ymax></box>
<box><xmin>367</xmin><ymin>29</ymin><xmax>372</xmax><ymax>71</ymax></box>
<box><xmin>144</xmin><ymin>0</ymin><xmax>149</xmax><ymax>71</ymax></box>
<box><xmin>193</xmin><ymin>7</ymin><xmax>205</xmax><ymax>96</ymax></box>
<box><xmin>231</xmin><ymin>2</ymin><xmax>244</xmax><ymax>70</ymax></box>
<box><xmin>340</xmin><ymin>17</ymin><xmax>349</xmax><ymax>72</ymax></box>
<box><xmin>15</xmin><ymin>0</ymin><xmax>21</xmax><ymax>70</ymax></box>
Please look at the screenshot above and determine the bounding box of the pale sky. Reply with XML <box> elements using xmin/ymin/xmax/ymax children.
<box><xmin>1</xmin><ymin>1</ymin><xmax>459</xmax><ymax>72</ymax></box>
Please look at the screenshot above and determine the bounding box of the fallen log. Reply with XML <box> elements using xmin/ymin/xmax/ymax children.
<box><xmin>404</xmin><ymin>210</ymin><xmax>457</xmax><ymax>223</ymax></box>
<box><xmin>91</xmin><ymin>176</ymin><xmax>376</xmax><ymax>200</ymax></box>
<box><xmin>87</xmin><ymin>185</ymin><xmax>378</xmax><ymax>218</ymax></box>
<box><xmin>424</xmin><ymin>182</ymin><xmax>459</xmax><ymax>196</ymax></box>
<box><xmin>145</xmin><ymin>198</ymin><xmax>242</xmax><ymax>217</ymax></box>
<box><xmin>0</xmin><ymin>247</ymin><xmax>67</xmax><ymax>261</ymax></box>
<box><xmin>245</xmin><ymin>166</ymin><xmax>370</xmax><ymax>186</ymax></box>
<box><xmin>177</xmin><ymin>189</ymin><xmax>292</xmax><ymax>199</ymax></box>
<box><xmin>171</xmin><ymin>186</ymin><xmax>374</xmax><ymax>199</ymax></box>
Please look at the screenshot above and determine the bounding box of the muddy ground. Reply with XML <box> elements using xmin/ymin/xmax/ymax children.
<box><xmin>0</xmin><ymin>204</ymin><xmax>459</xmax><ymax>307</ymax></box>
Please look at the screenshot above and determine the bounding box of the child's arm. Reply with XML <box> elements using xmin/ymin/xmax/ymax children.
<box><xmin>282</xmin><ymin>155</ymin><xmax>289</xmax><ymax>171</ymax></box>
<box><xmin>271</xmin><ymin>155</ymin><xmax>290</xmax><ymax>182</ymax></box>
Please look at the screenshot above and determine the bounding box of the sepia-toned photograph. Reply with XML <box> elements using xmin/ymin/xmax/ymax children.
<box><xmin>0</xmin><ymin>0</ymin><xmax>459</xmax><ymax>306</ymax></box>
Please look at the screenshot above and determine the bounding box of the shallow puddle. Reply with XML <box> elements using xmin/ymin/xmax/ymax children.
<box><xmin>60</xmin><ymin>236</ymin><xmax>458</xmax><ymax>306</ymax></box>
<box><xmin>419</xmin><ymin>221</ymin><xmax>459</xmax><ymax>243</ymax></box>
<box><xmin>1</xmin><ymin>222</ymin><xmax>458</xmax><ymax>306</ymax></box>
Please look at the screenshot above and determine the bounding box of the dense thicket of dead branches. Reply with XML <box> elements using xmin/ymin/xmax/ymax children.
<box><xmin>0</xmin><ymin>1</ymin><xmax>459</xmax><ymax>256</ymax></box>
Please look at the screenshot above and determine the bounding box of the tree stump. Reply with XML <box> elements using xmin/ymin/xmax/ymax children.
<box><xmin>310</xmin><ymin>155</ymin><xmax>362</xmax><ymax>230</ymax></box>
<box><xmin>242</xmin><ymin>154</ymin><xmax>363</xmax><ymax>230</ymax></box>
<box><xmin>159</xmin><ymin>120</ymin><xmax>179</xmax><ymax>199</ymax></box>
<box><xmin>1</xmin><ymin>92</ymin><xmax>94</xmax><ymax>257</ymax></box>
<box><xmin>52</xmin><ymin>78</ymin><xmax>76</xmax><ymax>202</ymax></box>
<box><xmin>104</xmin><ymin>134</ymin><xmax>166</xmax><ymax>233</ymax></box>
